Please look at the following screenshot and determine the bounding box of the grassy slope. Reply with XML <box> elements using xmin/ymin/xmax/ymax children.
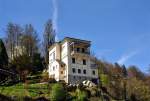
<box><xmin>0</xmin><ymin>83</ymin><xmax>115</xmax><ymax>101</ymax></box>
<box><xmin>0</xmin><ymin>83</ymin><xmax>50</xmax><ymax>98</ymax></box>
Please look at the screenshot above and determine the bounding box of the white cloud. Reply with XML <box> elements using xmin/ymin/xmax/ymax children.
<box><xmin>52</xmin><ymin>0</ymin><xmax>58</xmax><ymax>33</ymax></box>
<box><xmin>52</xmin><ymin>0</ymin><xmax>59</xmax><ymax>42</ymax></box>
<box><xmin>117</xmin><ymin>51</ymin><xmax>139</xmax><ymax>65</ymax></box>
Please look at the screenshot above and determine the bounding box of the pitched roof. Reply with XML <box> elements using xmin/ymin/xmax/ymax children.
<box><xmin>48</xmin><ymin>37</ymin><xmax>91</xmax><ymax>51</ymax></box>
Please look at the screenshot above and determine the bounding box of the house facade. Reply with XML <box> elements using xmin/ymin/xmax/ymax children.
<box><xmin>48</xmin><ymin>37</ymin><xmax>98</xmax><ymax>84</ymax></box>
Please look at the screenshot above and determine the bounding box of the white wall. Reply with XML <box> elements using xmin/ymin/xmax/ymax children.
<box><xmin>49</xmin><ymin>61</ymin><xmax>60</xmax><ymax>81</ymax></box>
<box><xmin>61</xmin><ymin>41</ymin><xmax>69</xmax><ymax>82</ymax></box>
<box><xmin>49</xmin><ymin>47</ymin><xmax>56</xmax><ymax>64</ymax></box>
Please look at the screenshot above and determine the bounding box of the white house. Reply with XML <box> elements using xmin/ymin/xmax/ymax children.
<box><xmin>48</xmin><ymin>37</ymin><xmax>98</xmax><ymax>84</ymax></box>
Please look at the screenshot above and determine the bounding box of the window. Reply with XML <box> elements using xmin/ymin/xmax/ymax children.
<box><xmin>50</xmin><ymin>53</ymin><xmax>53</xmax><ymax>62</ymax></box>
<box><xmin>72</xmin><ymin>58</ymin><xmax>75</xmax><ymax>64</ymax></box>
<box><xmin>56</xmin><ymin>65</ymin><xmax>57</xmax><ymax>69</ymax></box>
<box><xmin>61</xmin><ymin>71</ymin><xmax>63</xmax><ymax>74</ymax></box>
<box><xmin>72</xmin><ymin>68</ymin><xmax>76</xmax><ymax>73</ymax></box>
<box><xmin>92</xmin><ymin>70</ymin><xmax>95</xmax><ymax>75</ymax></box>
<box><xmin>53</xmin><ymin>66</ymin><xmax>55</xmax><ymax>71</ymax></box>
<box><xmin>83</xmin><ymin>59</ymin><xmax>86</xmax><ymax>65</ymax></box>
<box><xmin>82</xmin><ymin>48</ymin><xmax>85</xmax><ymax>53</ymax></box>
<box><xmin>77</xmin><ymin>48</ymin><xmax>80</xmax><ymax>52</ymax></box>
<box><xmin>78</xmin><ymin>69</ymin><xmax>81</xmax><ymax>74</ymax></box>
<box><xmin>83</xmin><ymin>70</ymin><xmax>86</xmax><ymax>74</ymax></box>
<box><xmin>53</xmin><ymin>52</ymin><xmax>55</xmax><ymax>60</ymax></box>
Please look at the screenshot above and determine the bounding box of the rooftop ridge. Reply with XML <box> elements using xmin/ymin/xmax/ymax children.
<box><xmin>63</xmin><ymin>37</ymin><xmax>91</xmax><ymax>43</ymax></box>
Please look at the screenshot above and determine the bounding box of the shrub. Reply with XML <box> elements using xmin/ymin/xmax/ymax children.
<box><xmin>50</xmin><ymin>83</ymin><xmax>66</xmax><ymax>101</ymax></box>
<box><xmin>48</xmin><ymin>78</ymin><xmax>56</xmax><ymax>83</ymax></box>
<box><xmin>75</xmin><ymin>89</ymin><xmax>88</xmax><ymax>101</ymax></box>
<box><xmin>41</xmin><ymin>71</ymin><xmax>49</xmax><ymax>82</ymax></box>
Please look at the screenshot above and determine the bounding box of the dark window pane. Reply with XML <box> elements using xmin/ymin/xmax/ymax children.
<box><xmin>78</xmin><ymin>69</ymin><xmax>81</xmax><ymax>73</ymax></box>
<box><xmin>92</xmin><ymin>70</ymin><xmax>95</xmax><ymax>75</ymax></box>
<box><xmin>72</xmin><ymin>58</ymin><xmax>75</xmax><ymax>63</ymax></box>
<box><xmin>83</xmin><ymin>59</ymin><xmax>86</xmax><ymax>65</ymax></box>
<box><xmin>77</xmin><ymin>48</ymin><xmax>80</xmax><ymax>52</ymax></box>
<box><xmin>82</xmin><ymin>48</ymin><xmax>85</xmax><ymax>53</ymax></box>
<box><xmin>83</xmin><ymin>70</ymin><xmax>86</xmax><ymax>74</ymax></box>
<box><xmin>72</xmin><ymin>68</ymin><xmax>76</xmax><ymax>73</ymax></box>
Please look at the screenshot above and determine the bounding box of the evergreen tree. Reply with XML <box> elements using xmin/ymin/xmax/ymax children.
<box><xmin>32</xmin><ymin>53</ymin><xmax>44</xmax><ymax>72</ymax></box>
<box><xmin>122</xmin><ymin>65</ymin><xmax>127</xmax><ymax>77</ymax></box>
<box><xmin>0</xmin><ymin>39</ymin><xmax>8</xmax><ymax>68</ymax></box>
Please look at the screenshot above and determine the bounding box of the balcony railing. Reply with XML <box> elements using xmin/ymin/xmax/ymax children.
<box><xmin>71</xmin><ymin>50</ymin><xmax>90</xmax><ymax>56</ymax></box>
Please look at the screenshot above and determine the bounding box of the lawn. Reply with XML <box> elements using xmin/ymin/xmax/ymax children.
<box><xmin>0</xmin><ymin>83</ymin><xmax>51</xmax><ymax>99</ymax></box>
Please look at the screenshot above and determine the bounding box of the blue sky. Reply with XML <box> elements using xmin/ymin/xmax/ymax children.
<box><xmin>0</xmin><ymin>0</ymin><xmax>150</xmax><ymax>72</ymax></box>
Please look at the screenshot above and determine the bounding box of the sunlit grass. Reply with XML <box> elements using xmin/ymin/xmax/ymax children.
<box><xmin>0</xmin><ymin>83</ymin><xmax>51</xmax><ymax>98</ymax></box>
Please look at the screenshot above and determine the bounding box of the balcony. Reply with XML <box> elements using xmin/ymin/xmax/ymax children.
<box><xmin>70</xmin><ymin>41</ymin><xmax>91</xmax><ymax>57</ymax></box>
<box><xmin>71</xmin><ymin>50</ymin><xmax>90</xmax><ymax>57</ymax></box>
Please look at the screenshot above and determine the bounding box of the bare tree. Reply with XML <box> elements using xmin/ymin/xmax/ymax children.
<box><xmin>5</xmin><ymin>23</ymin><xmax>23</xmax><ymax>60</ymax></box>
<box><xmin>22</xmin><ymin>24</ymin><xmax>39</xmax><ymax>57</ymax></box>
<box><xmin>43</xmin><ymin>19</ymin><xmax>55</xmax><ymax>64</ymax></box>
